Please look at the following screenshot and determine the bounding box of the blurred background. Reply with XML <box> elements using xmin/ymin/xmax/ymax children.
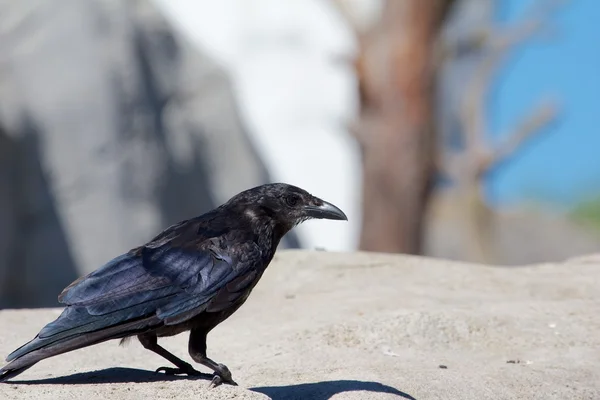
<box><xmin>0</xmin><ymin>0</ymin><xmax>598</xmax><ymax>308</ymax></box>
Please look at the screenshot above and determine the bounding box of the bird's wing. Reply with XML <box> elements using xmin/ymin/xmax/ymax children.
<box><xmin>6</xmin><ymin>228</ymin><xmax>261</xmax><ymax>362</ymax></box>
<box><xmin>56</xmin><ymin>217</ymin><xmax>199</xmax><ymax>308</ymax></box>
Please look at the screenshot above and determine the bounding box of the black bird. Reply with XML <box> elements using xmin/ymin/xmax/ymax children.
<box><xmin>0</xmin><ymin>183</ymin><xmax>347</xmax><ymax>386</ymax></box>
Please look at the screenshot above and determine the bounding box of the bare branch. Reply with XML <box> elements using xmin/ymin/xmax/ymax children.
<box><xmin>434</xmin><ymin>29</ymin><xmax>490</xmax><ymax>66</ymax></box>
<box><xmin>459</xmin><ymin>0</ymin><xmax>565</xmax><ymax>159</ymax></box>
<box><xmin>460</xmin><ymin>26</ymin><xmax>541</xmax><ymax>156</ymax></box>
<box><xmin>479</xmin><ymin>100</ymin><xmax>559</xmax><ymax>174</ymax></box>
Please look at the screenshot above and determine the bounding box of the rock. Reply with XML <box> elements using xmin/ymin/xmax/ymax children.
<box><xmin>425</xmin><ymin>191</ymin><xmax>600</xmax><ymax>265</ymax></box>
<box><xmin>0</xmin><ymin>251</ymin><xmax>598</xmax><ymax>399</ymax></box>
<box><xmin>0</xmin><ymin>0</ymin><xmax>297</xmax><ymax>307</ymax></box>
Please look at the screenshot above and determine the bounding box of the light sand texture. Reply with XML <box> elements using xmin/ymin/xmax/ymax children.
<box><xmin>0</xmin><ymin>250</ymin><xmax>599</xmax><ymax>400</ymax></box>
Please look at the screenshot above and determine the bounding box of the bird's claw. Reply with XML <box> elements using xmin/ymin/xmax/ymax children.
<box><xmin>208</xmin><ymin>375</ymin><xmax>222</xmax><ymax>389</ymax></box>
<box><xmin>208</xmin><ymin>375</ymin><xmax>238</xmax><ymax>389</ymax></box>
<box><xmin>207</xmin><ymin>366</ymin><xmax>237</xmax><ymax>389</ymax></box>
<box><xmin>155</xmin><ymin>366</ymin><xmax>202</xmax><ymax>377</ymax></box>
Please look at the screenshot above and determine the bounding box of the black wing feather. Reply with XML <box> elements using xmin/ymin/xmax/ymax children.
<box><xmin>6</xmin><ymin>235</ymin><xmax>257</xmax><ymax>362</ymax></box>
<box><xmin>58</xmin><ymin>254</ymin><xmax>169</xmax><ymax>307</ymax></box>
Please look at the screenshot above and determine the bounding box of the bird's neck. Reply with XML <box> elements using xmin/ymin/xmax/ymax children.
<box><xmin>240</xmin><ymin>207</ymin><xmax>291</xmax><ymax>261</ymax></box>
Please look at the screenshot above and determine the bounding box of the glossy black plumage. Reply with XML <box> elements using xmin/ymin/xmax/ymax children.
<box><xmin>0</xmin><ymin>183</ymin><xmax>347</xmax><ymax>386</ymax></box>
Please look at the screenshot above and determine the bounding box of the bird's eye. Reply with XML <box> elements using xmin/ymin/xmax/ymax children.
<box><xmin>285</xmin><ymin>194</ymin><xmax>300</xmax><ymax>207</ymax></box>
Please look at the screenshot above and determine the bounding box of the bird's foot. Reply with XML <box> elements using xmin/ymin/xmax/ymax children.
<box><xmin>207</xmin><ymin>364</ymin><xmax>237</xmax><ymax>389</ymax></box>
<box><xmin>155</xmin><ymin>365</ymin><xmax>203</xmax><ymax>377</ymax></box>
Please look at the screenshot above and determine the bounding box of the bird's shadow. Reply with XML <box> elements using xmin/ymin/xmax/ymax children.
<box><xmin>10</xmin><ymin>368</ymin><xmax>416</xmax><ymax>399</ymax></box>
<box><xmin>10</xmin><ymin>367</ymin><xmax>213</xmax><ymax>385</ymax></box>
<box><xmin>251</xmin><ymin>380</ymin><xmax>417</xmax><ymax>400</ymax></box>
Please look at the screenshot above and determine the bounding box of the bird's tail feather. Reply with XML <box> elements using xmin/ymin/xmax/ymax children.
<box><xmin>0</xmin><ymin>363</ymin><xmax>37</xmax><ymax>383</ymax></box>
<box><xmin>0</xmin><ymin>315</ymin><xmax>160</xmax><ymax>382</ymax></box>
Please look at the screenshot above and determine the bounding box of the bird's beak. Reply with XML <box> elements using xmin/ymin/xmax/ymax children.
<box><xmin>304</xmin><ymin>200</ymin><xmax>348</xmax><ymax>221</ymax></box>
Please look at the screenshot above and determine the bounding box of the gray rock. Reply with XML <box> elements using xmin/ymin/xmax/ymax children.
<box><xmin>0</xmin><ymin>0</ymin><xmax>297</xmax><ymax>308</ymax></box>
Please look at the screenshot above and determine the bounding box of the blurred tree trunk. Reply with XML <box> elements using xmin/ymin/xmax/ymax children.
<box><xmin>352</xmin><ymin>0</ymin><xmax>455</xmax><ymax>254</ymax></box>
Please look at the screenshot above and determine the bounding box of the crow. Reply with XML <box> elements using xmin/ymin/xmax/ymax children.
<box><xmin>0</xmin><ymin>183</ymin><xmax>347</xmax><ymax>386</ymax></box>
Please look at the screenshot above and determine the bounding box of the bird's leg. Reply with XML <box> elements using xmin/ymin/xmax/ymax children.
<box><xmin>137</xmin><ymin>333</ymin><xmax>206</xmax><ymax>377</ymax></box>
<box><xmin>189</xmin><ymin>328</ymin><xmax>237</xmax><ymax>388</ymax></box>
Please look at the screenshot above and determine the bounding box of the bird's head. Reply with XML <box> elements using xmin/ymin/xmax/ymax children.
<box><xmin>226</xmin><ymin>183</ymin><xmax>348</xmax><ymax>231</ymax></box>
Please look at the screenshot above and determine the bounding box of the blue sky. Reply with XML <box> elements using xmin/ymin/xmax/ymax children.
<box><xmin>485</xmin><ymin>0</ymin><xmax>600</xmax><ymax>208</ymax></box>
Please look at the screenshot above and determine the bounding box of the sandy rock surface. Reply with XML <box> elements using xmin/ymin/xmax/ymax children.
<box><xmin>0</xmin><ymin>250</ymin><xmax>599</xmax><ymax>400</ymax></box>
